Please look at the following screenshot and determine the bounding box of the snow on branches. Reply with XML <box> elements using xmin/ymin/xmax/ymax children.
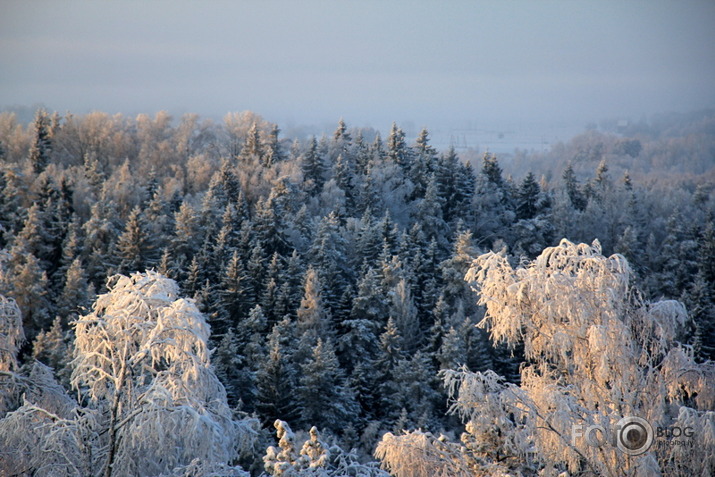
<box><xmin>376</xmin><ymin>239</ymin><xmax>715</xmax><ymax>476</ymax></box>
<box><xmin>0</xmin><ymin>271</ymin><xmax>258</xmax><ymax>477</ymax></box>
<box><xmin>70</xmin><ymin>270</ymin><xmax>257</xmax><ymax>476</ymax></box>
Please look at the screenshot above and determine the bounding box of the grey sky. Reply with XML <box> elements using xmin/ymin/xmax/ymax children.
<box><xmin>1</xmin><ymin>0</ymin><xmax>714</xmax><ymax>133</ymax></box>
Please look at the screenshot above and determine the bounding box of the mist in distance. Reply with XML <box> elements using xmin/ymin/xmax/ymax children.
<box><xmin>2</xmin><ymin>0</ymin><xmax>714</xmax><ymax>149</ymax></box>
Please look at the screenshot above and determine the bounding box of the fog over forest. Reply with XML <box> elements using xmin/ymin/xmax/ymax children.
<box><xmin>2</xmin><ymin>1</ymin><xmax>715</xmax><ymax>475</ymax></box>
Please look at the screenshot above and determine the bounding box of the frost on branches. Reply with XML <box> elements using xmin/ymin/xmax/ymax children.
<box><xmin>264</xmin><ymin>419</ymin><xmax>389</xmax><ymax>477</ymax></box>
<box><xmin>376</xmin><ymin>239</ymin><xmax>715</xmax><ymax>477</ymax></box>
<box><xmin>0</xmin><ymin>271</ymin><xmax>257</xmax><ymax>477</ymax></box>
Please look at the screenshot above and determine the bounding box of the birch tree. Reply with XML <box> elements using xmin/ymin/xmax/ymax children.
<box><xmin>377</xmin><ymin>239</ymin><xmax>715</xmax><ymax>476</ymax></box>
<box><xmin>69</xmin><ymin>271</ymin><xmax>257</xmax><ymax>476</ymax></box>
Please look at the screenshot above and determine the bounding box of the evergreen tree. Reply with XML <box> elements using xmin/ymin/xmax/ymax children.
<box><xmin>301</xmin><ymin>136</ymin><xmax>325</xmax><ymax>196</ymax></box>
<box><xmin>298</xmin><ymin>338</ymin><xmax>357</xmax><ymax>433</ymax></box>
<box><xmin>3</xmin><ymin>251</ymin><xmax>52</xmax><ymax>341</ymax></box>
<box><xmin>264</xmin><ymin>123</ymin><xmax>285</xmax><ymax>166</ymax></box>
<box><xmin>309</xmin><ymin>211</ymin><xmax>349</xmax><ymax>311</ymax></box>
<box><xmin>388</xmin><ymin>279</ymin><xmax>420</xmax><ymax>353</ymax></box>
<box><xmin>28</xmin><ymin>109</ymin><xmax>53</xmax><ymax>175</ymax></box>
<box><xmin>389</xmin><ymin>351</ymin><xmax>440</xmax><ymax>428</ymax></box>
<box><xmin>0</xmin><ymin>169</ymin><xmax>25</xmax><ymax>244</ymax></box>
<box><xmin>212</xmin><ymin>328</ymin><xmax>256</xmax><ymax>410</ymax></box>
<box><xmin>215</xmin><ymin>250</ymin><xmax>251</xmax><ymax>338</ymax></box>
<box><xmin>386</xmin><ymin>123</ymin><xmax>410</xmax><ymax>169</ymax></box>
<box><xmin>171</xmin><ymin>200</ymin><xmax>202</xmax><ymax>269</ymax></box>
<box><xmin>14</xmin><ymin>202</ymin><xmax>51</xmax><ymax>264</ymax></box>
<box><xmin>562</xmin><ymin>162</ymin><xmax>587</xmax><ymax>211</ymax></box>
<box><xmin>57</xmin><ymin>257</ymin><xmax>91</xmax><ymax>322</ymax></box>
<box><xmin>332</xmin><ymin>153</ymin><xmax>356</xmax><ymax>213</ymax></box>
<box><xmin>687</xmin><ymin>272</ymin><xmax>715</xmax><ymax>362</ymax></box>
<box><xmin>116</xmin><ymin>206</ymin><xmax>151</xmax><ymax>274</ymax></box>
<box><xmin>31</xmin><ymin>316</ymin><xmax>72</xmax><ymax>386</ymax></box>
<box><xmin>254</xmin><ymin>180</ymin><xmax>291</xmax><ymax>256</ymax></box>
<box><xmin>473</xmin><ymin>153</ymin><xmax>515</xmax><ymax>247</ymax></box>
<box><xmin>296</xmin><ymin>267</ymin><xmax>332</xmax><ymax>344</ymax></box>
<box><xmin>515</xmin><ymin>172</ymin><xmax>542</xmax><ymax>220</ymax></box>
<box><xmin>82</xmin><ymin>195</ymin><xmax>121</xmax><ymax>288</ymax></box>
<box><xmin>256</xmin><ymin>318</ymin><xmax>300</xmax><ymax>426</ymax></box>
<box><xmin>409</xmin><ymin>128</ymin><xmax>437</xmax><ymax>199</ymax></box>
<box><xmin>413</xmin><ymin>173</ymin><xmax>447</xmax><ymax>246</ymax></box>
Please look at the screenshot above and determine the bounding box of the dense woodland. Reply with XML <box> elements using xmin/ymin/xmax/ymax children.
<box><xmin>0</xmin><ymin>108</ymin><xmax>714</xmax><ymax>476</ymax></box>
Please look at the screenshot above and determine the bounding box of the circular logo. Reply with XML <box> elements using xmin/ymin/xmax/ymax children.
<box><xmin>616</xmin><ymin>416</ymin><xmax>653</xmax><ymax>456</ymax></box>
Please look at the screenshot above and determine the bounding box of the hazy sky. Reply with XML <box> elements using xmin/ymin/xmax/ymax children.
<box><xmin>2</xmin><ymin>0</ymin><xmax>714</xmax><ymax>132</ymax></box>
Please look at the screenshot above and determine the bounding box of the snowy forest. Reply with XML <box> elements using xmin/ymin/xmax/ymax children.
<box><xmin>0</xmin><ymin>108</ymin><xmax>714</xmax><ymax>476</ymax></box>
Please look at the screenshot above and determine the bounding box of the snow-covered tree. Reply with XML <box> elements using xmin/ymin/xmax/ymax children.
<box><xmin>71</xmin><ymin>271</ymin><xmax>257</xmax><ymax>476</ymax></box>
<box><xmin>264</xmin><ymin>419</ymin><xmax>388</xmax><ymax>477</ymax></box>
<box><xmin>377</xmin><ymin>239</ymin><xmax>715</xmax><ymax>476</ymax></box>
<box><xmin>298</xmin><ymin>338</ymin><xmax>356</xmax><ymax>433</ymax></box>
<box><xmin>0</xmin><ymin>293</ymin><xmax>23</xmax><ymax>373</ymax></box>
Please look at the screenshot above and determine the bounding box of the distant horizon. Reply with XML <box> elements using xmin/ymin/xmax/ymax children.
<box><xmin>2</xmin><ymin>1</ymin><xmax>714</xmax><ymax>143</ymax></box>
<box><xmin>2</xmin><ymin>102</ymin><xmax>712</xmax><ymax>157</ymax></box>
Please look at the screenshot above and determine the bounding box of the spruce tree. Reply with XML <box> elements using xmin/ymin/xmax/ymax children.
<box><xmin>256</xmin><ymin>318</ymin><xmax>300</xmax><ymax>426</ymax></box>
<box><xmin>298</xmin><ymin>338</ymin><xmax>357</xmax><ymax>433</ymax></box>
<box><xmin>28</xmin><ymin>109</ymin><xmax>53</xmax><ymax>175</ymax></box>
<box><xmin>116</xmin><ymin>206</ymin><xmax>150</xmax><ymax>274</ymax></box>
<box><xmin>562</xmin><ymin>162</ymin><xmax>587</xmax><ymax>211</ymax></box>
<box><xmin>301</xmin><ymin>136</ymin><xmax>325</xmax><ymax>196</ymax></box>
<box><xmin>57</xmin><ymin>257</ymin><xmax>91</xmax><ymax>322</ymax></box>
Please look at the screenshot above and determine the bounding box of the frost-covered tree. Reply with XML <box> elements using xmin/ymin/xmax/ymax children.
<box><xmin>0</xmin><ymin>293</ymin><xmax>23</xmax><ymax>374</ymax></box>
<box><xmin>32</xmin><ymin>316</ymin><xmax>73</xmax><ymax>386</ymax></box>
<box><xmin>256</xmin><ymin>318</ymin><xmax>300</xmax><ymax>426</ymax></box>
<box><xmin>264</xmin><ymin>419</ymin><xmax>389</xmax><ymax>477</ymax></box>
<box><xmin>71</xmin><ymin>271</ymin><xmax>257</xmax><ymax>476</ymax></box>
<box><xmin>378</xmin><ymin>239</ymin><xmax>715</xmax><ymax>476</ymax></box>
<box><xmin>28</xmin><ymin>109</ymin><xmax>54</xmax><ymax>175</ymax></box>
<box><xmin>298</xmin><ymin>338</ymin><xmax>356</xmax><ymax>433</ymax></box>
<box><xmin>116</xmin><ymin>205</ymin><xmax>153</xmax><ymax>274</ymax></box>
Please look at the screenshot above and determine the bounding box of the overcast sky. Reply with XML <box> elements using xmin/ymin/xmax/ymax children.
<box><xmin>2</xmin><ymin>0</ymin><xmax>714</xmax><ymax>133</ymax></box>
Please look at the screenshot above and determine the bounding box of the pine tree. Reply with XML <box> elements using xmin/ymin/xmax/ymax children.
<box><xmin>32</xmin><ymin>316</ymin><xmax>72</xmax><ymax>386</ymax></box>
<box><xmin>14</xmin><ymin>202</ymin><xmax>51</xmax><ymax>263</ymax></box>
<box><xmin>28</xmin><ymin>109</ymin><xmax>53</xmax><ymax>175</ymax></box>
<box><xmin>5</xmin><ymin>251</ymin><xmax>52</xmax><ymax>341</ymax></box>
<box><xmin>389</xmin><ymin>351</ymin><xmax>440</xmax><ymax>428</ymax></box>
<box><xmin>562</xmin><ymin>162</ymin><xmax>587</xmax><ymax>211</ymax></box>
<box><xmin>57</xmin><ymin>257</ymin><xmax>91</xmax><ymax>322</ymax></box>
<box><xmin>116</xmin><ymin>206</ymin><xmax>150</xmax><ymax>274</ymax></box>
<box><xmin>413</xmin><ymin>173</ymin><xmax>447</xmax><ymax>246</ymax></box>
<box><xmin>212</xmin><ymin>328</ymin><xmax>256</xmax><ymax>410</ymax></box>
<box><xmin>215</xmin><ymin>250</ymin><xmax>251</xmax><ymax>338</ymax></box>
<box><xmin>374</xmin><ymin>317</ymin><xmax>406</xmax><ymax>421</ymax></box>
<box><xmin>301</xmin><ymin>136</ymin><xmax>325</xmax><ymax>196</ymax></box>
<box><xmin>298</xmin><ymin>338</ymin><xmax>357</xmax><ymax>432</ymax></box>
<box><xmin>387</xmin><ymin>123</ymin><xmax>410</xmax><ymax>169</ymax></box>
<box><xmin>473</xmin><ymin>153</ymin><xmax>515</xmax><ymax>247</ymax></box>
<box><xmin>254</xmin><ymin>180</ymin><xmax>291</xmax><ymax>257</ymax></box>
<box><xmin>388</xmin><ymin>279</ymin><xmax>420</xmax><ymax>353</ymax></box>
<box><xmin>309</xmin><ymin>211</ymin><xmax>349</xmax><ymax>311</ymax></box>
<box><xmin>333</xmin><ymin>153</ymin><xmax>356</xmax><ymax>213</ymax></box>
<box><xmin>240</xmin><ymin>122</ymin><xmax>265</xmax><ymax>164</ymax></box>
<box><xmin>296</xmin><ymin>267</ymin><xmax>332</xmax><ymax>345</ymax></box>
<box><xmin>0</xmin><ymin>169</ymin><xmax>25</xmax><ymax>245</ymax></box>
<box><xmin>171</xmin><ymin>200</ymin><xmax>202</xmax><ymax>268</ymax></box>
<box><xmin>256</xmin><ymin>318</ymin><xmax>300</xmax><ymax>426</ymax></box>
<box><xmin>515</xmin><ymin>172</ymin><xmax>542</xmax><ymax>220</ymax></box>
<box><xmin>410</xmin><ymin>128</ymin><xmax>438</xmax><ymax>199</ymax></box>
<box><xmin>82</xmin><ymin>196</ymin><xmax>120</xmax><ymax>288</ymax></box>
<box><xmin>263</xmin><ymin>123</ymin><xmax>285</xmax><ymax>166</ymax></box>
